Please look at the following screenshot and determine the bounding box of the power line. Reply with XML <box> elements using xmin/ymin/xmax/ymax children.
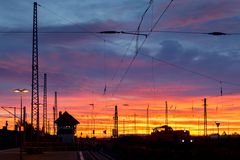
<box><xmin>111</xmin><ymin>36</ymin><xmax>135</xmax><ymax>81</ymax></box>
<box><xmin>6</xmin><ymin>1</ymin><xmax>240</xmax><ymax>96</ymax></box>
<box><xmin>112</xmin><ymin>0</ymin><xmax>174</xmax><ymax>96</ymax></box>
<box><xmin>36</xmin><ymin>3</ymin><xmax>132</xmax><ymax>49</ymax></box>
<box><xmin>1</xmin><ymin>31</ymin><xmax>239</xmax><ymax>35</ymax></box>
<box><xmin>24</xmin><ymin>2</ymin><xmax>144</xmax><ymax>97</ymax></box>
<box><xmin>140</xmin><ymin>52</ymin><xmax>240</xmax><ymax>88</ymax></box>
<box><xmin>0</xmin><ymin>31</ymin><xmax>98</xmax><ymax>34</ymax></box>
<box><xmin>111</xmin><ymin>0</ymin><xmax>153</xmax><ymax>95</ymax></box>
<box><xmin>137</xmin><ymin>0</ymin><xmax>154</xmax><ymax>31</ymax></box>
<box><xmin>112</xmin><ymin>15</ymin><xmax>149</xmax><ymax>95</ymax></box>
<box><xmin>150</xmin><ymin>0</ymin><xmax>173</xmax><ymax>32</ymax></box>
<box><xmin>151</xmin><ymin>57</ymin><xmax>156</xmax><ymax>97</ymax></box>
<box><xmin>143</xmin><ymin>30</ymin><xmax>240</xmax><ymax>36</ymax></box>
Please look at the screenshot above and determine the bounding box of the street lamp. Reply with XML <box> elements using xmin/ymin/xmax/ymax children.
<box><xmin>14</xmin><ymin>89</ymin><xmax>29</xmax><ymax>125</ymax></box>
<box><xmin>14</xmin><ymin>89</ymin><xmax>28</xmax><ymax>160</ymax></box>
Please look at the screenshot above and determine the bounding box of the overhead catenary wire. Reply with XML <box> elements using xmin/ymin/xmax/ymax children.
<box><xmin>139</xmin><ymin>52</ymin><xmax>240</xmax><ymax>88</ymax></box>
<box><xmin>14</xmin><ymin>1</ymin><xmax>171</xmax><ymax>98</ymax></box>
<box><xmin>136</xmin><ymin>30</ymin><xmax>237</xmax><ymax>35</ymax></box>
<box><xmin>137</xmin><ymin>0</ymin><xmax>154</xmax><ymax>31</ymax></box>
<box><xmin>151</xmin><ymin>0</ymin><xmax>154</xmax><ymax>29</ymax></box>
<box><xmin>134</xmin><ymin>0</ymin><xmax>175</xmax><ymax>56</ymax></box>
<box><xmin>111</xmin><ymin>0</ymin><xmax>153</xmax><ymax>95</ymax></box>
<box><xmin>111</xmin><ymin>0</ymin><xmax>174</xmax><ymax>96</ymax></box>
<box><xmin>151</xmin><ymin>57</ymin><xmax>156</xmax><ymax>97</ymax></box>
<box><xmin>35</xmin><ymin>0</ymin><xmax>237</xmax><ymax>98</ymax></box>
<box><xmin>2</xmin><ymin>0</ymin><xmax>240</xmax><ymax>136</ymax></box>
<box><xmin>103</xmin><ymin>40</ymin><xmax>107</xmax><ymax>95</ymax></box>
<box><xmin>35</xmin><ymin>1</ymin><xmax>151</xmax><ymax>95</ymax></box>
<box><xmin>111</xmin><ymin>36</ymin><xmax>136</xmax><ymax>82</ymax></box>
<box><xmin>0</xmin><ymin>31</ymin><xmax>99</xmax><ymax>34</ymax></box>
<box><xmin>21</xmin><ymin>1</ymin><xmax>143</xmax><ymax>98</ymax></box>
<box><xmin>1</xmin><ymin>30</ymin><xmax>240</xmax><ymax>35</ymax></box>
<box><xmin>5</xmin><ymin>1</ymin><xmax>240</xmax><ymax>96</ymax></box>
<box><xmin>35</xmin><ymin>3</ymin><xmax>131</xmax><ymax>48</ymax></box>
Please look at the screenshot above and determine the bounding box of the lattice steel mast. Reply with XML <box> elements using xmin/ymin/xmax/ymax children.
<box><xmin>43</xmin><ymin>73</ymin><xmax>47</xmax><ymax>133</ymax></box>
<box><xmin>113</xmin><ymin>105</ymin><xmax>118</xmax><ymax>137</ymax></box>
<box><xmin>31</xmin><ymin>2</ymin><xmax>40</xmax><ymax>132</ymax></box>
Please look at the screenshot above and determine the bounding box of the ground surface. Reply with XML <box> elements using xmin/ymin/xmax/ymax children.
<box><xmin>0</xmin><ymin>148</ymin><xmax>78</xmax><ymax>160</ymax></box>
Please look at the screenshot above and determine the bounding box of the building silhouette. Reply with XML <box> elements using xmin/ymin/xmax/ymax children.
<box><xmin>55</xmin><ymin>111</ymin><xmax>79</xmax><ymax>143</ymax></box>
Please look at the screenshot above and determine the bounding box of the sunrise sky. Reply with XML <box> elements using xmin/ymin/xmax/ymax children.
<box><xmin>1</xmin><ymin>0</ymin><xmax>240</xmax><ymax>137</ymax></box>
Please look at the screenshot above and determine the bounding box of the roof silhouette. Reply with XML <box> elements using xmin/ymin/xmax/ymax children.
<box><xmin>55</xmin><ymin>111</ymin><xmax>79</xmax><ymax>126</ymax></box>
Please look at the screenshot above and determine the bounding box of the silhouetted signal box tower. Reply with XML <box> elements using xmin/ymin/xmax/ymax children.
<box><xmin>55</xmin><ymin>111</ymin><xmax>79</xmax><ymax>143</ymax></box>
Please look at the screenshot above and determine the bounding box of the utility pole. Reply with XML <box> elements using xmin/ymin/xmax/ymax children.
<box><xmin>204</xmin><ymin>98</ymin><xmax>207</xmax><ymax>137</ymax></box>
<box><xmin>147</xmin><ymin>105</ymin><xmax>149</xmax><ymax>134</ymax></box>
<box><xmin>113</xmin><ymin>105</ymin><xmax>118</xmax><ymax>138</ymax></box>
<box><xmin>43</xmin><ymin>73</ymin><xmax>47</xmax><ymax>133</ymax></box>
<box><xmin>1</xmin><ymin>107</ymin><xmax>18</xmax><ymax>129</ymax></box>
<box><xmin>21</xmin><ymin>106</ymin><xmax>27</xmax><ymax>160</ymax></box>
<box><xmin>47</xmin><ymin>120</ymin><xmax>50</xmax><ymax>134</ymax></box>
<box><xmin>53</xmin><ymin>106</ymin><xmax>55</xmax><ymax>135</ymax></box>
<box><xmin>198</xmin><ymin>117</ymin><xmax>200</xmax><ymax>136</ymax></box>
<box><xmin>31</xmin><ymin>2</ymin><xmax>40</xmax><ymax>134</ymax></box>
<box><xmin>215</xmin><ymin>122</ymin><xmax>220</xmax><ymax>136</ymax></box>
<box><xmin>228</xmin><ymin>121</ymin><xmax>229</xmax><ymax>135</ymax></box>
<box><xmin>53</xmin><ymin>91</ymin><xmax>57</xmax><ymax>135</ymax></box>
<box><xmin>123</xmin><ymin>119</ymin><xmax>125</xmax><ymax>134</ymax></box>
<box><xmin>20</xmin><ymin>94</ymin><xmax>22</xmax><ymax>125</ymax></box>
<box><xmin>89</xmin><ymin>103</ymin><xmax>95</xmax><ymax>137</ymax></box>
<box><xmin>23</xmin><ymin>106</ymin><xmax>26</xmax><ymax>125</ymax></box>
<box><xmin>14</xmin><ymin>107</ymin><xmax>16</xmax><ymax>130</ymax></box>
<box><xmin>55</xmin><ymin>91</ymin><xmax>58</xmax><ymax>120</ymax></box>
<box><xmin>165</xmin><ymin>101</ymin><xmax>168</xmax><ymax>126</ymax></box>
<box><xmin>14</xmin><ymin>89</ymin><xmax>29</xmax><ymax>126</ymax></box>
<box><xmin>134</xmin><ymin>114</ymin><xmax>137</xmax><ymax>134</ymax></box>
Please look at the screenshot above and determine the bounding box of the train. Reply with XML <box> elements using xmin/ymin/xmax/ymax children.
<box><xmin>150</xmin><ymin>125</ymin><xmax>193</xmax><ymax>144</ymax></box>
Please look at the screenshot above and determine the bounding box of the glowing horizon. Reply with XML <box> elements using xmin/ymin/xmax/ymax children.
<box><xmin>1</xmin><ymin>92</ymin><xmax>240</xmax><ymax>138</ymax></box>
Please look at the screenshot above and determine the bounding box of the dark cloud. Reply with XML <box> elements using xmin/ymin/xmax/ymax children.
<box><xmin>0</xmin><ymin>0</ymin><xmax>240</xmax><ymax>105</ymax></box>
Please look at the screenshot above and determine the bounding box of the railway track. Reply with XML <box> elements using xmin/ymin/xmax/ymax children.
<box><xmin>78</xmin><ymin>150</ymin><xmax>115</xmax><ymax>160</ymax></box>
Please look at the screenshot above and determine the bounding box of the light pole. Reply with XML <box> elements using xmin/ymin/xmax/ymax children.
<box><xmin>14</xmin><ymin>89</ymin><xmax>29</xmax><ymax>125</ymax></box>
<box><xmin>89</xmin><ymin>103</ymin><xmax>95</xmax><ymax>137</ymax></box>
<box><xmin>14</xmin><ymin>89</ymin><xmax>28</xmax><ymax>160</ymax></box>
